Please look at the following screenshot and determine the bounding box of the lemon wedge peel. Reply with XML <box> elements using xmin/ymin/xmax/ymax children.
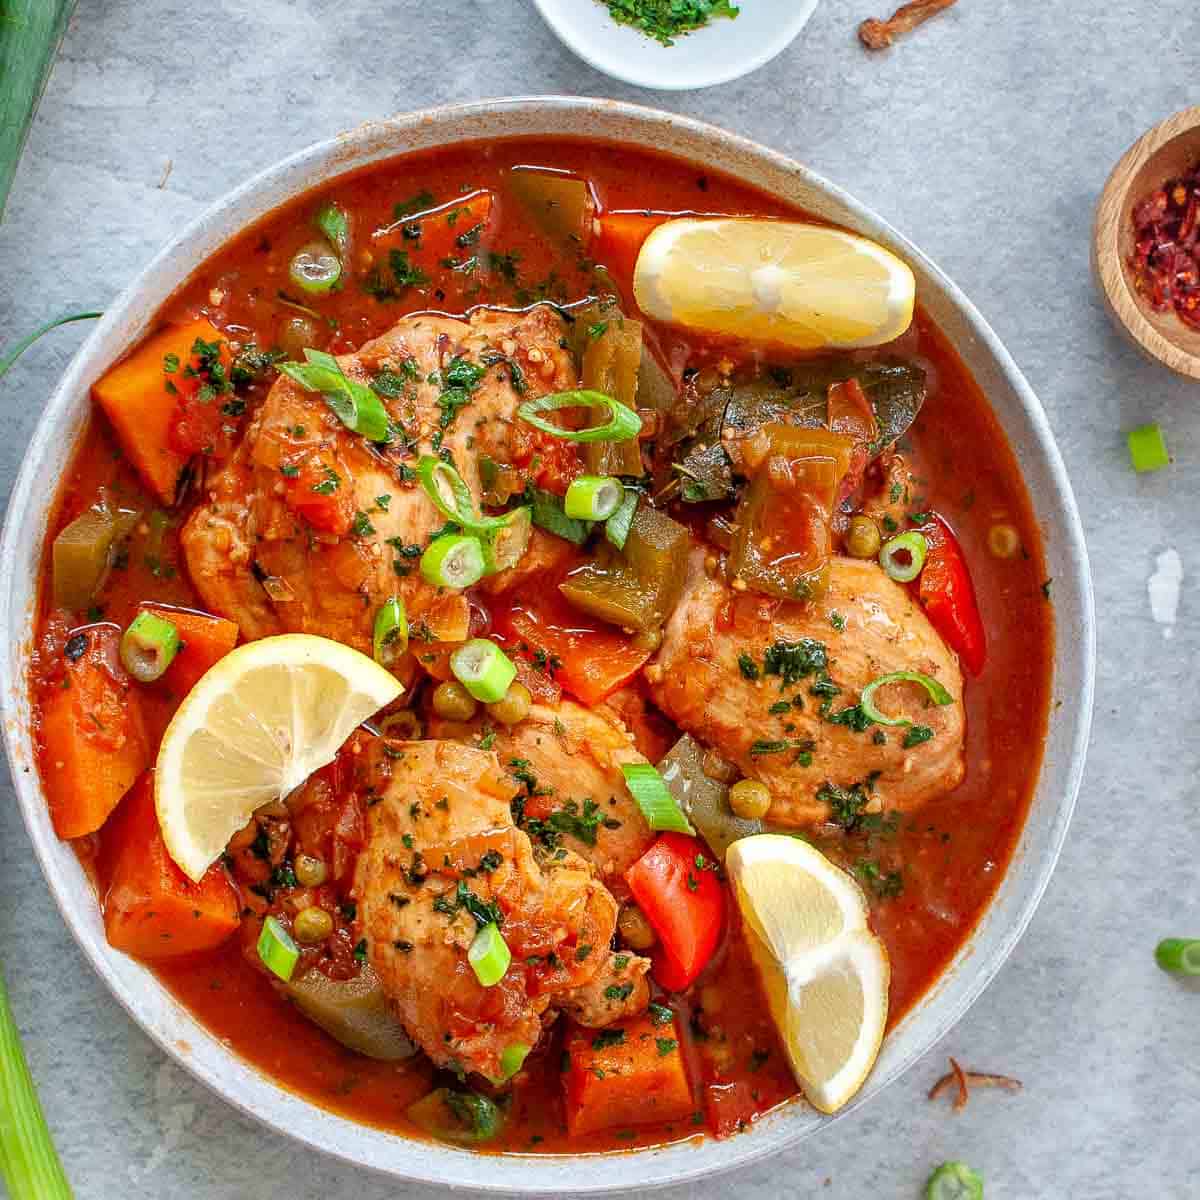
<box><xmin>727</xmin><ymin>834</ymin><xmax>890</xmax><ymax>1115</ymax></box>
<box><xmin>633</xmin><ymin>218</ymin><xmax>916</xmax><ymax>351</ymax></box>
<box><xmin>155</xmin><ymin>634</ymin><xmax>402</xmax><ymax>882</ymax></box>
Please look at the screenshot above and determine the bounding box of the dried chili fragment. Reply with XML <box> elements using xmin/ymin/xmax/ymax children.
<box><xmin>928</xmin><ymin>1056</ymin><xmax>1023</xmax><ymax>1111</ymax></box>
<box><xmin>1128</xmin><ymin>158</ymin><xmax>1200</xmax><ymax>331</ymax></box>
<box><xmin>859</xmin><ymin>0</ymin><xmax>958</xmax><ymax>50</ymax></box>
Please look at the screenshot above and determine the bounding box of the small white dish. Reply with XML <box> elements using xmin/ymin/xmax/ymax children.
<box><xmin>532</xmin><ymin>0</ymin><xmax>819</xmax><ymax>90</ymax></box>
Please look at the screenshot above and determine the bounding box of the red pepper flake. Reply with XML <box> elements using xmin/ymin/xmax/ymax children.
<box><xmin>859</xmin><ymin>0</ymin><xmax>958</xmax><ymax>50</ymax></box>
<box><xmin>1128</xmin><ymin>157</ymin><xmax>1200</xmax><ymax>331</ymax></box>
<box><xmin>928</xmin><ymin>1056</ymin><xmax>1023</xmax><ymax>1111</ymax></box>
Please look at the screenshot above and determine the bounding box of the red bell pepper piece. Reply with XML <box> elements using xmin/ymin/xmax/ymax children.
<box><xmin>917</xmin><ymin>515</ymin><xmax>986</xmax><ymax>675</ymax></box>
<box><xmin>625</xmin><ymin>832</ymin><xmax>724</xmax><ymax>992</ymax></box>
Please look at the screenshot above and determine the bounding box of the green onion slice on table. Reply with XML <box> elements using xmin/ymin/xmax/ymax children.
<box><xmin>278</xmin><ymin>349</ymin><xmax>389</xmax><ymax>442</ymax></box>
<box><xmin>925</xmin><ymin>1161</ymin><xmax>984</xmax><ymax>1200</ymax></box>
<box><xmin>450</xmin><ymin>639</ymin><xmax>516</xmax><ymax>704</ymax></box>
<box><xmin>516</xmin><ymin>389</ymin><xmax>641</xmax><ymax>443</ymax></box>
<box><xmin>421</xmin><ymin>534</ymin><xmax>486</xmax><ymax>590</ymax></box>
<box><xmin>468</xmin><ymin>923</ymin><xmax>511</xmax><ymax>987</ymax></box>
<box><xmin>564</xmin><ymin>475</ymin><xmax>624</xmax><ymax>521</ymax></box>
<box><xmin>372</xmin><ymin>596</ymin><xmax>408</xmax><ymax>667</ymax></box>
<box><xmin>119</xmin><ymin>610</ymin><xmax>180</xmax><ymax>683</ymax></box>
<box><xmin>1155</xmin><ymin>938</ymin><xmax>1200</xmax><ymax>976</ymax></box>
<box><xmin>621</xmin><ymin>763</ymin><xmax>695</xmax><ymax>835</ymax></box>
<box><xmin>257</xmin><ymin>916</ymin><xmax>299</xmax><ymax>983</ymax></box>
<box><xmin>1127</xmin><ymin>423</ymin><xmax>1169</xmax><ymax>474</ymax></box>
<box><xmin>0</xmin><ymin>968</ymin><xmax>72</xmax><ymax>1199</ymax></box>
<box><xmin>879</xmin><ymin>530</ymin><xmax>928</xmax><ymax>583</ymax></box>
<box><xmin>859</xmin><ymin>671</ymin><xmax>954</xmax><ymax>727</ymax></box>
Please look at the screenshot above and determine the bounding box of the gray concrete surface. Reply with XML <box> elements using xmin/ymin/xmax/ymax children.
<box><xmin>0</xmin><ymin>1</ymin><xmax>1196</xmax><ymax>1196</ymax></box>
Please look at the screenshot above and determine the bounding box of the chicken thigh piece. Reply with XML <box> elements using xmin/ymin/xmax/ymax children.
<box><xmin>182</xmin><ymin>306</ymin><xmax>576</xmax><ymax>653</ymax></box>
<box><xmin>427</xmin><ymin>699</ymin><xmax>656</xmax><ymax>885</ymax></box>
<box><xmin>353</xmin><ymin>740</ymin><xmax>647</xmax><ymax>1081</ymax></box>
<box><xmin>650</xmin><ymin>552</ymin><xmax>966</xmax><ymax>826</ymax></box>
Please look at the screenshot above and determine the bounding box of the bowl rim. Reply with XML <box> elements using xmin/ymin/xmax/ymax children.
<box><xmin>530</xmin><ymin>0</ymin><xmax>819</xmax><ymax>91</ymax></box>
<box><xmin>0</xmin><ymin>95</ymin><xmax>1095</xmax><ymax>1193</ymax></box>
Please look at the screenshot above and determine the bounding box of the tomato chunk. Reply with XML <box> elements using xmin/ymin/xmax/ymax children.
<box><xmin>626</xmin><ymin>833</ymin><xmax>724</xmax><ymax>992</ymax></box>
<box><xmin>101</xmin><ymin>773</ymin><xmax>240</xmax><ymax>959</ymax></box>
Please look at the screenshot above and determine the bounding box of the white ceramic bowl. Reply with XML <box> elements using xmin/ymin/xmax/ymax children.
<box><xmin>0</xmin><ymin>97</ymin><xmax>1094</xmax><ymax>1193</ymax></box>
<box><xmin>532</xmin><ymin>0</ymin><xmax>819</xmax><ymax>90</ymax></box>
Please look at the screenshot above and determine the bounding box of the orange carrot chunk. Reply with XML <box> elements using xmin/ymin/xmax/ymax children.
<box><xmin>41</xmin><ymin>626</ymin><xmax>150</xmax><ymax>839</ymax></box>
<box><xmin>563</xmin><ymin>1010</ymin><xmax>694</xmax><ymax>1137</ymax></box>
<box><xmin>137</xmin><ymin>603</ymin><xmax>238</xmax><ymax>696</ymax></box>
<box><xmin>101</xmin><ymin>772</ymin><xmax>240</xmax><ymax>959</ymax></box>
<box><xmin>92</xmin><ymin>318</ymin><xmax>230</xmax><ymax>504</ymax></box>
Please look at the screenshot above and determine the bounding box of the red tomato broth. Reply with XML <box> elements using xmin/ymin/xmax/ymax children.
<box><xmin>28</xmin><ymin>137</ymin><xmax>1052</xmax><ymax>1153</ymax></box>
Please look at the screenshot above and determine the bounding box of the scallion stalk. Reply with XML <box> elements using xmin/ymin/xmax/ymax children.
<box><xmin>278</xmin><ymin>349</ymin><xmax>389</xmax><ymax>442</ymax></box>
<box><xmin>528</xmin><ymin>487</ymin><xmax>590</xmax><ymax>545</ymax></box>
<box><xmin>288</xmin><ymin>242</ymin><xmax>341</xmax><ymax>296</ymax></box>
<box><xmin>0</xmin><ymin>969</ymin><xmax>72</xmax><ymax>1199</ymax></box>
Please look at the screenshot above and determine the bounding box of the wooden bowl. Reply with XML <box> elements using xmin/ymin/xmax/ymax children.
<box><xmin>1094</xmin><ymin>106</ymin><xmax>1200</xmax><ymax>381</ymax></box>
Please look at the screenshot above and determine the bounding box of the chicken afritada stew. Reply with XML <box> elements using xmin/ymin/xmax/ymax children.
<box><xmin>31</xmin><ymin>140</ymin><xmax>1052</xmax><ymax>1152</ymax></box>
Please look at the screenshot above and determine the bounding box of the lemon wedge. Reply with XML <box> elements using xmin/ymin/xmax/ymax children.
<box><xmin>632</xmin><ymin>218</ymin><xmax>915</xmax><ymax>350</ymax></box>
<box><xmin>155</xmin><ymin>634</ymin><xmax>402</xmax><ymax>881</ymax></box>
<box><xmin>725</xmin><ymin>834</ymin><xmax>890</xmax><ymax>1114</ymax></box>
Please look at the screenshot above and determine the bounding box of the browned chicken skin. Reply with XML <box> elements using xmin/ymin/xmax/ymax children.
<box><xmin>353</xmin><ymin>740</ymin><xmax>647</xmax><ymax>1081</ymax></box>
<box><xmin>181</xmin><ymin>306</ymin><xmax>576</xmax><ymax>654</ymax></box>
<box><xmin>650</xmin><ymin>550</ymin><xmax>965</xmax><ymax>825</ymax></box>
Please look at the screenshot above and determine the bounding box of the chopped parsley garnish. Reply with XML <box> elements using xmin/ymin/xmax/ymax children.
<box><xmin>763</xmin><ymin>638</ymin><xmax>828</xmax><ymax>688</ymax></box>
<box><xmin>817</xmin><ymin>776</ymin><xmax>880</xmax><ymax>832</ymax></box>
<box><xmin>903</xmin><ymin>725</ymin><xmax>935</xmax><ymax>749</ymax></box>
<box><xmin>737</xmin><ymin>652</ymin><xmax>760</xmax><ymax>681</ymax></box>
<box><xmin>656</xmin><ymin>1038</ymin><xmax>678</xmax><ymax>1057</ymax></box>
<box><xmin>604</xmin><ymin>983</ymin><xmax>634</xmax><ymax>1002</ymax></box>
<box><xmin>311</xmin><ymin>467</ymin><xmax>340</xmax><ymax>495</ymax></box>
<box><xmin>854</xmin><ymin>859</ymin><xmax>904</xmax><ymax>899</ymax></box>
<box><xmin>591</xmin><ymin>1028</ymin><xmax>625</xmax><ymax>1051</ymax></box>
<box><xmin>363</xmin><ymin>249</ymin><xmax>430</xmax><ymax>300</ymax></box>
<box><xmin>648</xmin><ymin>1002</ymin><xmax>674</xmax><ymax>1027</ymax></box>
<box><xmin>431</xmin><ymin>880</ymin><xmax>503</xmax><ymax>929</ymax></box>
<box><xmin>392</xmin><ymin>190</ymin><xmax>435</xmax><ymax>220</ymax></box>
<box><xmin>352</xmin><ymin>511</ymin><xmax>376</xmax><ymax>537</ymax></box>
<box><xmin>598</xmin><ymin>0</ymin><xmax>739</xmax><ymax>47</ymax></box>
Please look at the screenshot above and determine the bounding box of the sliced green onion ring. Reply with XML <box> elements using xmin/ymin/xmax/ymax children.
<box><xmin>925</xmin><ymin>1161</ymin><xmax>984</xmax><ymax>1200</ymax></box>
<box><xmin>859</xmin><ymin>671</ymin><xmax>954</xmax><ymax>727</ymax></box>
<box><xmin>315</xmin><ymin>202</ymin><xmax>350</xmax><ymax>257</ymax></box>
<box><xmin>451</xmin><ymin>639</ymin><xmax>517</xmax><ymax>703</ymax></box>
<box><xmin>565</xmin><ymin>475</ymin><xmax>623</xmax><ymax>521</ymax></box>
<box><xmin>373</xmin><ymin>596</ymin><xmax>408</xmax><ymax>667</ymax></box>
<box><xmin>879</xmin><ymin>530</ymin><xmax>928</xmax><ymax>583</ymax></box>
<box><xmin>481</xmin><ymin>506</ymin><xmax>532</xmax><ymax>575</ymax></box>
<box><xmin>468</xmin><ymin>923</ymin><xmax>511</xmax><ymax>987</ymax></box>
<box><xmin>516</xmin><ymin>389</ymin><xmax>642</xmax><ymax>444</ymax></box>
<box><xmin>621</xmin><ymin>763</ymin><xmax>695</xmax><ymax>835</ymax></box>
<box><xmin>288</xmin><ymin>241</ymin><xmax>342</xmax><ymax>295</ymax></box>
<box><xmin>278</xmin><ymin>349</ymin><xmax>390</xmax><ymax>443</ymax></box>
<box><xmin>418</xmin><ymin>456</ymin><xmax>481</xmax><ymax>528</ymax></box>
<box><xmin>119</xmin><ymin>610</ymin><xmax>180</xmax><ymax>683</ymax></box>
<box><xmin>605</xmin><ymin>488</ymin><xmax>639</xmax><ymax>550</ymax></box>
<box><xmin>1155</xmin><ymin>938</ymin><xmax>1200</xmax><ymax>977</ymax></box>
<box><xmin>257</xmin><ymin>916</ymin><xmax>300</xmax><ymax>982</ymax></box>
<box><xmin>421</xmin><ymin>534</ymin><xmax>486</xmax><ymax>590</ymax></box>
